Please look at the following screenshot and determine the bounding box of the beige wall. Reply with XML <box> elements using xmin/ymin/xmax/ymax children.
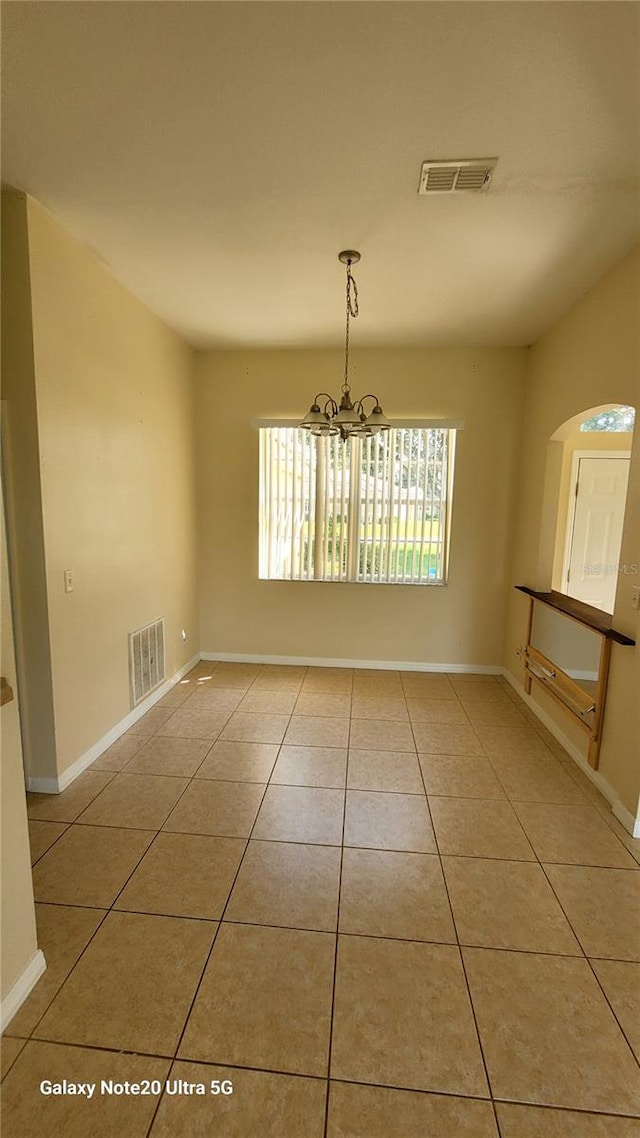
<box><xmin>196</xmin><ymin>347</ymin><xmax>526</xmax><ymax>666</ymax></box>
<box><xmin>1</xmin><ymin>191</ymin><xmax>57</xmax><ymax>780</ymax></box>
<box><xmin>1</xmin><ymin>467</ymin><xmax>39</xmax><ymax>1006</ymax></box>
<box><xmin>7</xmin><ymin>197</ymin><xmax>200</xmax><ymax>780</ymax></box>
<box><xmin>504</xmin><ymin>245</ymin><xmax>640</xmax><ymax>817</ymax></box>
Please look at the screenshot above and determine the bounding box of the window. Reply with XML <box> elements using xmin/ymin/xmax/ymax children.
<box><xmin>259</xmin><ymin>426</ymin><xmax>456</xmax><ymax>584</ymax></box>
<box><xmin>580</xmin><ymin>406</ymin><xmax>635</xmax><ymax>433</ymax></box>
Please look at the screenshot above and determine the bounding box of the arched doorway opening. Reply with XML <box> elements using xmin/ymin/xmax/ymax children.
<box><xmin>550</xmin><ymin>404</ymin><xmax>635</xmax><ymax>614</ymax></box>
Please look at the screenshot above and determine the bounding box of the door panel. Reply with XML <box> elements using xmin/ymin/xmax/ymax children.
<box><xmin>567</xmin><ymin>456</ymin><xmax>630</xmax><ymax>613</ymax></box>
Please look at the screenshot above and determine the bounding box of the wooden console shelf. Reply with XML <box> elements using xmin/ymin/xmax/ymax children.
<box><xmin>515</xmin><ymin>586</ymin><xmax>636</xmax><ymax>645</ymax></box>
<box><xmin>515</xmin><ymin>586</ymin><xmax>635</xmax><ymax>769</ymax></box>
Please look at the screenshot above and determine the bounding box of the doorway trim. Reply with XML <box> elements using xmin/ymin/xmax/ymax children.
<box><xmin>561</xmin><ymin>448</ymin><xmax>632</xmax><ymax>601</ymax></box>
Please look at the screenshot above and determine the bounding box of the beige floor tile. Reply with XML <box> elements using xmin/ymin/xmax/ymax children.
<box><xmin>252</xmin><ymin>669</ymin><xmax>306</xmax><ymax>692</ymax></box>
<box><xmin>115</xmin><ymin>832</ymin><xmax>245</xmax><ymax>919</ymax></box>
<box><xmin>496</xmin><ymin>1103</ymin><xmax>640</xmax><ymax>1137</ymax></box>
<box><xmin>419</xmin><ymin>754</ymin><xmax>506</xmax><ymax>799</ymax></box>
<box><xmin>270</xmin><ymin>745</ymin><xmax>347</xmax><ymax>788</ymax></box>
<box><xmin>339</xmin><ymin>848</ymin><xmax>455</xmax><ymax>942</ymax></box>
<box><xmin>124</xmin><ymin>735</ymin><xmax>211</xmax><ymax>777</ymax></box>
<box><xmin>294</xmin><ymin>692</ymin><xmax>352</xmax><ymax>718</ymax></box>
<box><xmin>591</xmin><ymin>959</ymin><xmax>640</xmax><ymax>1059</ymax></box>
<box><xmin>401</xmin><ymin>673</ymin><xmax>456</xmax><ymax>699</ymax></box>
<box><xmin>226</xmin><ymin>840</ymin><xmax>341</xmax><ymax>930</ymax></box>
<box><xmin>328</xmin><ymin>1082</ymin><xmax>498</xmax><ymax>1138</ymax></box>
<box><xmin>596</xmin><ymin>807</ymin><xmax>640</xmax><ymax>865</ymax></box>
<box><xmin>488</xmin><ymin>754</ymin><xmax>588</xmax><ymax>805</ymax></box>
<box><xmin>185</xmin><ymin>661</ymin><xmax>224</xmax><ymax>679</ymax></box>
<box><xmin>284</xmin><ymin>715</ymin><xmax>350</xmax><ymax>748</ymax></box>
<box><xmin>332</xmin><ymin>936</ymin><xmax>488</xmax><ymax>1095</ymax></box>
<box><xmin>7</xmin><ymin>904</ymin><xmax>106</xmax><ymax>1036</ymax></box>
<box><xmin>352</xmin><ymin>672</ymin><xmax>403</xmax><ymax>696</ymax></box>
<box><xmin>91</xmin><ymin>733</ymin><xmax>146</xmax><ymax>770</ymax></box>
<box><xmin>347</xmin><ymin>749</ymin><xmax>424</xmax><ymax>793</ymax></box>
<box><xmin>514</xmin><ymin>803</ymin><xmax>637</xmax><ymax>867</ymax></box>
<box><xmin>204</xmin><ymin>671</ymin><xmax>259</xmax><ymax>691</ymax></box>
<box><xmin>32</xmin><ymin>825</ymin><xmax>153</xmax><ymax>907</ymax></box>
<box><xmin>412</xmin><ymin>722</ymin><xmax>482</xmax><ymax>755</ymax></box>
<box><xmin>429</xmin><ymin>797</ymin><xmax>535</xmax><ymax>860</ymax></box>
<box><xmin>180</xmin><ymin>686</ymin><xmax>245</xmax><ymax>714</ymax></box>
<box><xmin>344</xmin><ymin>790</ymin><xmax>436</xmax><ymax>853</ymax></box>
<box><xmin>476</xmin><ymin>725</ymin><xmax>554</xmax><ymax>760</ymax></box>
<box><xmin>544</xmin><ymin>864</ymin><xmax>640</xmax><ymax>959</ymax></box>
<box><xmin>237</xmin><ymin>689</ymin><xmax>298</xmax><ymax>715</ymax></box>
<box><xmin>253</xmin><ymin>785</ymin><xmax>344</xmax><ymax>845</ymax></box>
<box><xmin>35</xmin><ymin>911</ymin><xmax>215</xmax><ymax>1055</ymax></box>
<box><xmin>0</xmin><ymin>1040</ymin><xmax>170</xmax><ymax>1137</ymax></box>
<box><xmin>406</xmin><ymin>697</ymin><xmax>468</xmax><ymax>724</ymax></box>
<box><xmin>27</xmin><ymin>771</ymin><xmax>115</xmax><ymax>823</ymax></box>
<box><xmin>179</xmin><ymin>923</ymin><xmax>334</xmax><ymax>1075</ymax></box>
<box><xmin>449</xmin><ymin>673</ymin><xmax>499</xmax><ymax>688</ymax></box>
<box><xmin>128</xmin><ymin>706</ymin><xmax>176</xmax><ymax>735</ymax></box>
<box><xmin>443</xmin><ymin>857</ymin><xmax>580</xmax><ymax>953</ymax></box>
<box><xmin>163</xmin><ymin>780</ymin><xmax>265</xmax><ymax>837</ymax></box>
<box><xmin>150</xmin><ymin>1062</ymin><xmax>327</xmax><ymax>1138</ymax></box>
<box><xmin>160</xmin><ymin>707</ymin><xmax>231</xmax><ymax>739</ymax></box>
<box><xmin>351</xmin><ymin>694</ymin><xmax>408</xmax><ymax>721</ymax></box>
<box><xmin>221</xmin><ymin>711</ymin><xmax>290</xmax><ymax>744</ymax></box>
<box><xmin>349</xmin><ymin>718</ymin><xmax>415</xmax><ymax>752</ymax></box>
<box><xmin>28</xmin><ymin>820</ymin><xmax>68</xmax><ymax>864</ymax></box>
<box><xmin>465</xmin><ymin>947</ymin><xmax>640</xmax><ymax>1113</ymax></box>
<box><xmin>457</xmin><ymin>683</ymin><xmax>521</xmax><ymax>705</ymax></box>
<box><xmin>195</xmin><ymin>739</ymin><xmax>277</xmax><ymax>782</ymax></box>
<box><xmin>0</xmin><ymin>1037</ymin><xmax>26</xmax><ymax>1081</ymax></box>
<box><xmin>463</xmin><ymin>700</ymin><xmax>529</xmax><ymax>726</ymax></box>
<box><xmin>207</xmin><ymin>662</ymin><xmax>261</xmax><ymax>684</ymax></box>
<box><xmin>77</xmin><ymin>773</ymin><xmax>189</xmax><ymax>830</ymax></box>
<box><xmin>565</xmin><ymin>764</ymin><xmax>611</xmax><ymax>808</ymax></box>
<box><xmin>156</xmin><ymin>681</ymin><xmax>195</xmax><ymax>707</ymax></box>
<box><xmin>302</xmin><ymin>667</ymin><xmax>353</xmax><ymax>694</ymax></box>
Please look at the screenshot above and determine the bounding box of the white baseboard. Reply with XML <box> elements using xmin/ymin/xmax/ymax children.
<box><xmin>1</xmin><ymin>949</ymin><xmax>46</xmax><ymax>1032</ymax></box>
<box><xmin>28</xmin><ymin>655</ymin><xmax>200</xmax><ymax>794</ymax></box>
<box><xmin>503</xmin><ymin>668</ymin><xmax>640</xmax><ymax>838</ymax></box>
<box><xmin>201</xmin><ymin>651</ymin><xmax>502</xmax><ymax>675</ymax></box>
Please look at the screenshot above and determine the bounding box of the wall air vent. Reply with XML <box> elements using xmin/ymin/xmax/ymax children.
<box><xmin>129</xmin><ymin>618</ymin><xmax>165</xmax><ymax>707</ymax></box>
<box><xmin>418</xmin><ymin>158</ymin><xmax>498</xmax><ymax>195</ymax></box>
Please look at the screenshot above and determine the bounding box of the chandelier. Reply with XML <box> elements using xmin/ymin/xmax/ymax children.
<box><xmin>300</xmin><ymin>251</ymin><xmax>391</xmax><ymax>440</ymax></box>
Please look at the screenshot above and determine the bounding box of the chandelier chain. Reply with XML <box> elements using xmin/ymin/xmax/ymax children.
<box><xmin>342</xmin><ymin>262</ymin><xmax>359</xmax><ymax>394</ymax></box>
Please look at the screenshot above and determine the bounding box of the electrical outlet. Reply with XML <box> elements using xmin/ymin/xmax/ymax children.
<box><xmin>631</xmin><ymin>585</ymin><xmax>640</xmax><ymax>612</ymax></box>
<box><xmin>64</xmin><ymin>570</ymin><xmax>74</xmax><ymax>593</ymax></box>
<box><xmin>181</xmin><ymin>629</ymin><xmax>188</xmax><ymax>641</ymax></box>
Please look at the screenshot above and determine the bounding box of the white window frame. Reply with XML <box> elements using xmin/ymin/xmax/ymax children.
<box><xmin>256</xmin><ymin>420</ymin><xmax>461</xmax><ymax>586</ymax></box>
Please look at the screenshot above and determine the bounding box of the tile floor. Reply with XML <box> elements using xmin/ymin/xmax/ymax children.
<box><xmin>3</xmin><ymin>663</ymin><xmax>640</xmax><ymax>1137</ymax></box>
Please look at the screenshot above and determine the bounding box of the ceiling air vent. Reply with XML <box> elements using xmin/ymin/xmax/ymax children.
<box><xmin>418</xmin><ymin>158</ymin><xmax>498</xmax><ymax>195</ymax></box>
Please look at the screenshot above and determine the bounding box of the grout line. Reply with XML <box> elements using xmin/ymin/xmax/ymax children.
<box><xmin>322</xmin><ymin>698</ymin><xmax>350</xmax><ymax>1138</ymax></box>
<box><xmin>16</xmin><ymin>663</ymin><xmax>640</xmax><ymax>1128</ymax></box>
<box><xmin>7</xmin><ymin>1032</ymin><xmax>640</xmax><ymax>1122</ymax></box>
<box><xmin>409</xmin><ymin>710</ymin><xmax>504</xmax><ymax>1138</ymax></box>
<box><xmin>537</xmin><ymin>862</ymin><xmax>640</xmax><ymax>1074</ymax></box>
<box><xmin>28</xmin><ymin>821</ymin><xmax>72</xmax><ymax>868</ymax></box>
<box><xmin>142</xmin><ymin>666</ymin><xmax>311</xmax><ymax>1137</ymax></box>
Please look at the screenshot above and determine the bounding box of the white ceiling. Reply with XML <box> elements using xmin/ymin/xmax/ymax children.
<box><xmin>2</xmin><ymin>1</ymin><xmax>640</xmax><ymax>348</ymax></box>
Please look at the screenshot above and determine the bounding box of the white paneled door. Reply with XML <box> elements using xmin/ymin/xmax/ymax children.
<box><xmin>565</xmin><ymin>453</ymin><xmax>631</xmax><ymax>613</ymax></box>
